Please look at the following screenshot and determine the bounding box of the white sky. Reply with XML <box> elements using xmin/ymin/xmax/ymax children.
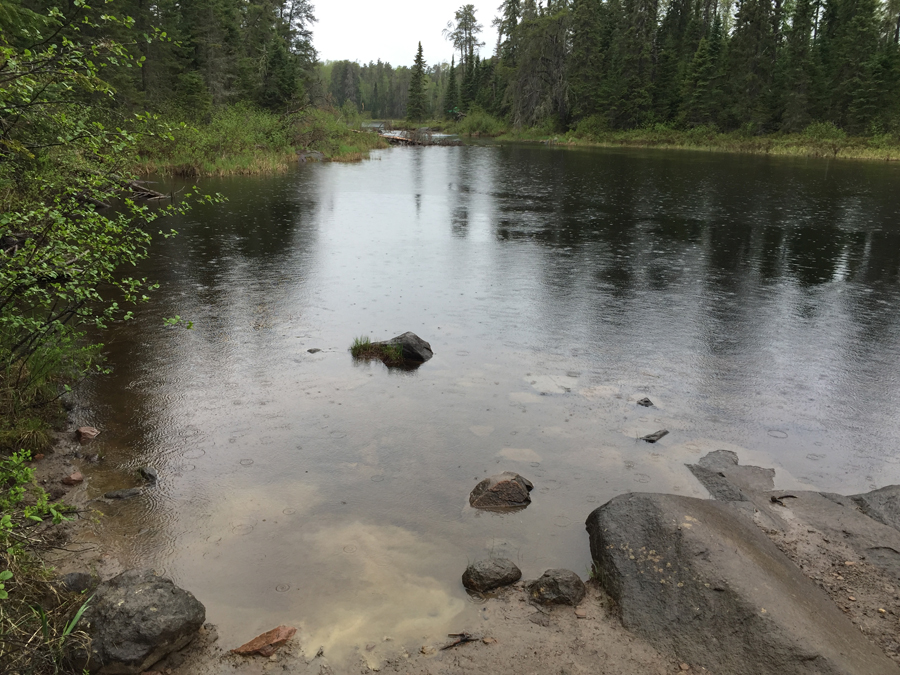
<box><xmin>313</xmin><ymin>1</ymin><xmax>501</xmax><ymax>68</ymax></box>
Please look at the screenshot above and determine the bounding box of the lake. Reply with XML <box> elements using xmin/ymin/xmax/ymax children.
<box><xmin>76</xmin><ymin>143</ymin><xmax>900</xmax><ymax>663</ymax></box>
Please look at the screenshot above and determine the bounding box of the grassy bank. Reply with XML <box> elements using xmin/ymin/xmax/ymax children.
<box><xmin>502</xmin><ymin>120</ymin><xmax>900</xmax><ymax>162</ymax></box>
<box><xmin>135</xmin><ymin>105</ymin><xmax>389</xmax><ymax>177</ymax></box>
<box><xmin>398</xmin><ymin>111</ymin><xmax>900</xmax><ymax>161</ymax></box>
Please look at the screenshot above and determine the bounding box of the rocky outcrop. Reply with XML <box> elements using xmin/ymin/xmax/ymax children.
<box><xmin>851</xmin><ymin>485</ymin><xmax>900</xmax><ymax>533</ymax></box>
<box><xmin>371</xmin><ymin>332</ymin><xmax>433</xmax><ymax>363</ymax></box>
<box><xmin>462</xmin><ymin>558</ymin><xmax>522</xmax><ymax>593</ymax></box>
<box><xmin>81</xmin><ymin>569</ymin><xmax>205</xmax><ymax>674</ymax></box>
<box><xmin>469</xmin><ymin>472</ymin><xmax>533</xmax><ymax>510</ymax></box>
<box><xmin>585</xmin><ymin>492</ymin><xmax>900</xmax><ymax>675</ymax></box>
<box><xmin>526</xmin><ymin>569</ymin><xmax>585</xmax><ymax>606</ymax></box>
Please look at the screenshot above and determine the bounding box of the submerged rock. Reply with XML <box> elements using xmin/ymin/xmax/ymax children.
<box><xmin>585</xmin><ymin>492</ymin><xmax>900</xmax><ymax>675</ymax></box>
<box><xmin>138</xmin><ymin>467</ymin><xmax>158</xmax><ymax>483</ymax></box>
<box><xmin>640</xmin><ymin>429</ymin><xmax>668</xmax><ymax>443</ymax></box>
<box><xmin>469</xmin><ymin>472</ymin><xmax>533</xmax><ymax>510</ymax></box>
<box><xmin>526</xmin><ymin>569</ymin><xmax>586</xmax><ymax>606</ymax></box>
<box><xmin>104</xmin><ymin>487</ymin><xmax>143</xmax><ymax>500</ymax></box>
<box><xmin>462</xmin><ymin>558</ymin><xmax>522</xmax><ymax>593</ymax></box>
<box><xmin>76</xmin><ymin>426</ymin><xmax>100</xmax><ymax>443</ymax></box>
<box><xmin>81</xmin><ymin>569</ymin><xmax>205</xmax><ymax>674</ymax></box>
<box><xmin>636</xmin><ymin>397</ymin><xmax>653</xmax><ymax>407</ymax></box>
<box><xmin>62</xmin><ymin>471</ymin><xmax>84</xmax><ymax>485</ymax></box>
<box><xmin>371</xmin><ymin>332</ymin><xmax>433</xmax><ymax>363</ymax></box>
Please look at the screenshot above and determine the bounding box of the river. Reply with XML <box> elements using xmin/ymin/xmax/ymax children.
<box><xmin>76</xmin><ymin>143</ymin><xmax>900</xmax><ymax>663</ymax></box>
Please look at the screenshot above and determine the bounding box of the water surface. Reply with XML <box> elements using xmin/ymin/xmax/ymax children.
<box><xmin>77</xmin><ymin>144</ymin><xmax>900</xmax><ymax>663</ymax></box>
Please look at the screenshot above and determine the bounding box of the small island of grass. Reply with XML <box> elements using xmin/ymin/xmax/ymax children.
<box><xmin>349</xmin><ymin>336</ymin><xmax>405</xmax><ymax>366</ymax></box>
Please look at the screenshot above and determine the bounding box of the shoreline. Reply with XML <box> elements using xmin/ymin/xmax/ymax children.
<box><xmin>30</xmin><ymin>422</ymin><xmax>900</xmax><ymax>674</ymax></box>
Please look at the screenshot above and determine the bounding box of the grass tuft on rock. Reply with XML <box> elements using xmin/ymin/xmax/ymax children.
<box><xmin>349</xmin><ymin>336</ymin><xmax>405</xmax><ymax>366</ymax></box>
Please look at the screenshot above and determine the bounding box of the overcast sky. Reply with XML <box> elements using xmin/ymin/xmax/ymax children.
<box><xmin>313</xmin><ymin>1</ymin><xmax>501</xmax><ymax>68</ymax></box>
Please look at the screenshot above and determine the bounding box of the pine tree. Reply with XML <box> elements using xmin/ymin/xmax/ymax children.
<box><xmin>407</xmin><ymin>42</ymin><xmax>427</xmax><ymax>122</ymax></box>
<box><xmin>443</xmin><ymin>56</ymin><xmax>460</xmax><ymax>117</ymax></box>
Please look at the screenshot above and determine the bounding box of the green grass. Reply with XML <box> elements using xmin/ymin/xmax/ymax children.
<box><xmin>135</xmin><ymin>105</ymin><xmax>389</xmax><ymax>177</ymax></box>
<box><xmin>349</xmin><ymin>336</ymin><xmax>405</xmax><ymax>366</ymax></box>
<box><xmin>499</xmin><ymin>119</ymin><xmax>900</xmax><ymax>162</ymax></box>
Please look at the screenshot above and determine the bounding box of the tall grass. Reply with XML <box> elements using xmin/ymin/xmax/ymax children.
<box><xmin>135</xmin><ymin>105</ymin><xmax>388</xmax><ymax>176</ymax></box>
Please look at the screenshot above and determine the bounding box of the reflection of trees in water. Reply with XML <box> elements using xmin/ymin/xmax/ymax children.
<box><xmin>486</xmin><ymin>145</ymin><xmax>900</xmax><ymax>435</ymax></box>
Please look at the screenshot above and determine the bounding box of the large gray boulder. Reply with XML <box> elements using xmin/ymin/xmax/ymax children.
<box><xmin>81</xmin><ymin>569</ymin><xmax>205</xmax><ymax>674</ymax></box>
<box><xmin>462</xmin><ymin>558</ymin><xmax>522</xmax><ymax>592</ymax></box>
<box><xmin>469</xmin><ymin>472</ymin><xmax>533</xmax><ymax>510</ymax></box>
<box><xmin>371</xmin><ymin>332</ymin><xmax>433</xmax><ymax>363</ymax></box>
<box><xmin>585</xmin><ymin>493</ymin><xmax>900</xmax><ymax>675</ymax></box>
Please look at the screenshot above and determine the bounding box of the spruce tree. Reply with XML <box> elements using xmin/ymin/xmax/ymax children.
<box><xmin>407</xmin><ymin>42</ymin><xmax>427</xmax><ymax>122</ymax></box>
<box><xmin>443</xmin><ymin>56</ymin><xmax>460</xmax><ymax>117</ymax></box>
<box><xmin>779</xmin><ymin>0</ymin><xmax>817</xmax><ymax>130</ymax></box>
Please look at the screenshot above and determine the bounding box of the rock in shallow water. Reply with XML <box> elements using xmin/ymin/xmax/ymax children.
<box><xmin>526</xmin><ymin>569</ymin><xmax>586</xmax><ymax>605</ymax></box>
<box><xmin>462</xmin><ymin>558</ymin><xmax>522</xmax><ymax>592</ymax></box>
<box><xmin>469</xmin><ymin>472</ymin><xmax>533</xmax><ymax>510</ymax></box>
<box><xmin>371</xmin><ymin>331</ymin><xmax>433</xmax><ymax>363</ymax></box>
<box><xmin>104</xmin><ymin>487</ymin><xmax>143</xmax><ymax>500</ymax></box>
<box><xmin>81</xmin><ymin>569</ymin><xmax>205</xmax><ymax>674</ymax></box>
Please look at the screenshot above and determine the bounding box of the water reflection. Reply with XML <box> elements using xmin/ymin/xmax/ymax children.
<box><xmin>76</xmin><ymin>144</ymin><xmax>900</xmax><ymax>664</ymax></box>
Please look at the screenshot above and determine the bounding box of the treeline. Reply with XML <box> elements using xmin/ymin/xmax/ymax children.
<box><xmin>321</xmin><ymin>59</ymin><xmax>450</xmax><ymax>119</ymax></box>
<box><xmin>70</xmin><ymin>0</ymin><xmax>318</xmax><ymax>118</ymax></box>
<box><xmin>337</xmin><ymin>0</ymin><xmax>900</xmax><ymax>135</ymax></box>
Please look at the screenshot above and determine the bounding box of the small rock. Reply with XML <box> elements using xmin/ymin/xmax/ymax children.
<box><xmin>62</xmin><ymin>472</ymin><xmax>83</xmax><ymax>485</ymax></box>
<box><xmin>462</xmin><ymin>558</ymin><xmax>522</xmax><ymax>593</ymax></box>
<box><xmin>469</xmin><ymin>472</ymin><xmax>533</xmax><ymax>510</ymax></box>
<box><xmin>420</xmin><ymin>645</ymin><xmax>436</xmax><ymax>655</ymax></box>
<box><xmin>366</xmin><ymin>643</ymin><xmax>376</xmax><ymax>651</ymax></box>
<box><xmin>526</xmin><ymin>569</ymin><xmax>586</xmax><ymax>605</ymax></box>
<box><xmin>574</xmin><ymin>608</ymin><xmax>587</xmax><ymax>618</ymax></box>
<box><xmin>138</xmin><ymin>466</ymin><xmax>159</xmax><ymax>483</ymax></box>
<box><xmin>680</xmin><ymin>664</ymin><xmax>690</xmax><ymax>671</ymax></box>
<box><xmin>104</xmin><ymin>487</ymin><xmax>143</xmax><ymax>500</ymax></box>
<box><xmin>32</xmin><ymin>453</ymin><xmax>45</xmax><ymax>462</ymax></box>
<box><xmin>232</xmin><ymin>625</ymin><xmax>297</xmax><ymax>657</ymax></box>
<box><xmin>76</xmin><ymin>426</ymin><xmax>100</xmax><ymax>443</ymax></box>
<box><xmin>849</xmin><ymin>596</ymin><xmax>856</xmax><ymax>601</ymax></box>
<box><xmin>307</xmin><ymin>348</ymin><xmax>322</xmax><ymax>353</ymax></box>
<box><xmin>641</xmin><ymin>429</ymin><xmax>669</xmax><ymax>443</ymax></box>
<box><xmin>636</xmin><ymin>397</ymin><xmax>653</xmax><ymax>407</ymax></box>
<box><xmin>482</xmin><ymin>637</ymin><xmax>497</xmax><ymax>644</ymax></box>
<box><xmin>844</xmin><ymin>561</ymin><xmax>856</xmax><ymax>566</ymax></box>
